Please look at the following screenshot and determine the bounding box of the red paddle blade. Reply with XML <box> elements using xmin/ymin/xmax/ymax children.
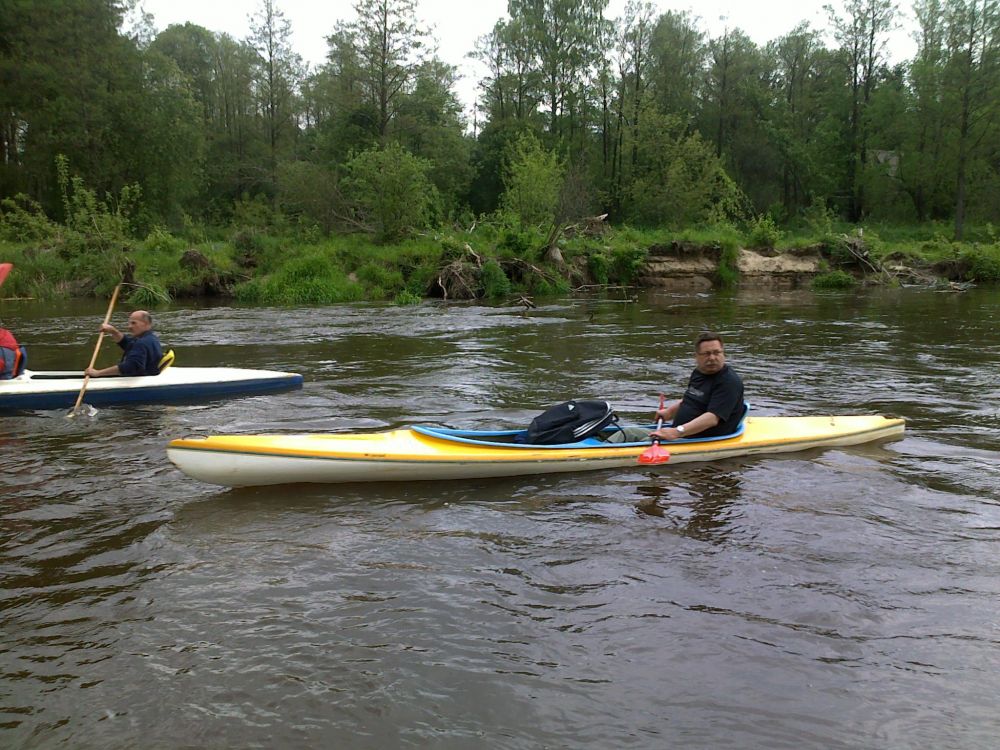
<box><xmin>638</xmin><ymin>442</ymin><xmax>670</xmax><ymax>465</ymax></box>
<box><xmin>0</xmin><ymin>263</ymin><xmax>11</xmax><ymax>288</ymax></box>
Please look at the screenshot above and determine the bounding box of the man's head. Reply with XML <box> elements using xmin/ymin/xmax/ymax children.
<box><xmin>694</xmin><ymin>331</ymin><xmax>726</xmax><ymax>374</ymax></box>
<box><xmin>127</xmin><ymin>310</ymin><xmax>153</xmax><ymax>336</ymax></box>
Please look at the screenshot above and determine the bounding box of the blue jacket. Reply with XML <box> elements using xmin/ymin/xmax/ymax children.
<box><xmin>117</xmin><ymin>331</ymin><xmax>163</xmax><ymax>376</ymax></box>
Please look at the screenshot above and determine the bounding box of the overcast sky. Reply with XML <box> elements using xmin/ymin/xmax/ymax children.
<box><xmin>137</xmin><ymin>0</ymin><xmax>917</xmax><ymax>115</ymax></box>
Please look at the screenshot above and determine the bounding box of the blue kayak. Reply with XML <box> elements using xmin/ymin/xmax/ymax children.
<box><xmin>0</xmin><ymin>366</ymin><xmax>303</xmax><ymax>411</ymax></box>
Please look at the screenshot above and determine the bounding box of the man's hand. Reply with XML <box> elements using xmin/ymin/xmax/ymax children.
<box><xmin>650</xmin><ymin>426</ymin><xmax>683</xmax><ymax>441</ymax></box>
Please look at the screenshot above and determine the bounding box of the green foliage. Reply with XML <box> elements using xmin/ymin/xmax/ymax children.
<box><xmin>231</xmin><ymin>193</ymin><xmax>281</xmax><ymax>231</ymax></box>
<box><xmin>356</xmin><ymin>262</ymin><xmax>406</xmax><ymax>298</ymax></box>
<box><xmin>626</xmin><ymin>112</ymin><xmax>746</xmax><ymax>228</ymax></box>
<box><xmin>480</xmin><ymin>259</ymin><xmax>512</xmax><ymax>299</ymax></box>
<box><xmin>497</xmin><ymin>224</ymin><xmax>539</xmax><ymax>255</ymax></box>
<box><xmin>528</xmin><ymin>275</ymin><xmax>571</xmax><ymax>296</ymax></box>
<box><xmin>500</xmin><ymin>133</ymin><xmax>564</xmax><ymax>229</ymax></box>
<box><xmin>746</xmin><ymin>215</ymin><xmax>782</xmax><ymax>249</ymax></box>
<box><xmin>5</xmin><ymin>0</ymin><xmax>1000</xmax><ymax>244</ymax></box>
<box><xmin>55</xmin><ymin>155</ymin><xmax>141</xmax><ymax>250</ymax></box>
<box><xmin>143</xmin><ymin>228</ymin><xmax>186</xmax><ymax>255</ymax></box>
<box><xmin>277</xmin><ymin>161</ymin><xmax>341</xmax><ymax>234</ymax></box>
<box><xmin>716</xmin><ymin>241</ymin><xmax>741</xmax><ymax>288</ymax></box>
<box><xmin>962</xmin><ymin>247</ymin><xmax>1000</xmax><ymax>282</ymax></box>
<box><xmin>405</xmin><ymin>265</ymin><xmax>437</xmax><ymax>296</ymax></box>
<box><xmin>180</xmin><ymin>214</ymin><xmax>209</xmax><ymax>244</ymax></box>
<box><xmin>802</xmin><ymin>198</ymin><xmax>837</xmax><ymax>237</ymax></box>
<box><xmin>588</xmin><ymin>252</ymin><xmax>610</xmax><ymax>285</ymax></box>
<box><xmin>0</xmin><ymin>194</ymin><xmax>60</xmax><ymax>242</ymax></box>
<box><xmin>342</xmin><ymin>143</ymin><xmax>436</xmax><ymax>243</ymax></box>
<box><xmin>0</xmin><ymin>244</ymin><xmax>67</xmax><ymax>299</ymax></box>
<box><xmin>231</xmin><ymin>227</ymin><xmax>264</xmax><ymax>253</ymax></box>
<box><xmin>610</xmin><ymin>246</ymin><xmax>647</xmax><ymax>284</ymax></box>
<box><xmin>812</xmin><ymin>270</ymin><xmax>856</xmax><ymax>289</ymax></box>
<box><xmin>127</xmin><ymin>283</ymin><xmax>172</xmax><ymax>307</ymax></box>
<box><xmin>233</xmin><ymin>252</ymin><xmax>365</xmax><ymax>305</ymax></box>
<box><xmin>393</xmin><ymin>290</ymin><xmax>423</xmax><ymax>305</ymax></box>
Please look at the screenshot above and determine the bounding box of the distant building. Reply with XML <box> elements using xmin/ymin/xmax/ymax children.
<box><xmin>872</xmin><ymin>150</ymin><xmax>900</xmax><ymax>177</ymax></box>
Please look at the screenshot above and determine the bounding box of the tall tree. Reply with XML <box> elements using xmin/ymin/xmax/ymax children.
<box><xmin>942</xmin><ymin>0</ymin><xmax>1000</xmax><ymax>238</ymax></box>
<box><xmin>0</xmin><ymin>0</ymin><xmax>137</xmax><ymax>212</ymax></box>
<box><xmin>248</xmin><ymin>0</ymin><xmax>304</xmax><ymax>194</ymax></box>
<box><xmin>208</xmin><ymin>34</ymin><xmax>265</xmax><ymax>206</ymax></box>
<box><xmin>507</xmin><ymin>0</ymin><xmax>609</xmax><ymax>141</ymax></box>
<box><xmin>646</xmin><ymin>10</ymin><xmax>705</xmax><ymax>122</ymax></box>
<box><xmin>472</xmin><ymin>18</ymin><xmax>543</xmax><ymax>124</ymax></box>
<box><xmin>905</xmin><ymin>0</ymin><xmax>950</xmax><ymax>221</ymax></box>
<box><xmin>769</xmin><ymin>24</ymin><xmax>826</xmax><ymax>215</ymax></box>
<box><xmin>394</xmin><ymin>58</ymin><xmax>473</xmax><ymax>215</ymax></box>
<box><xmin>349</xmin><ymin>0</ymin><xmax>428</xmax><ymax>140</ymax></box>
<box><xmin>825</xmin><ymin>0</ymin><xmax>898</xmax><ymax>221</ymax></box>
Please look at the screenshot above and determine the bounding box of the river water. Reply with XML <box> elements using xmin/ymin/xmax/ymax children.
<box><xmin>1</xmin><ymin>288</ymin><xmax>999</xmax><ymax>748</ymax></box>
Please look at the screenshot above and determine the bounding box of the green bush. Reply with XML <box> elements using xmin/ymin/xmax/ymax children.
<box><xmin>56</xmin><ymin>155</ymin><xmax>140</xmax><ymax>248</ymax></box>
<box><xmin>233</xmin><ymin>226</ymin><xmax>263</xmax><ymax>250</ymax></box>
<box><xmin>342</xmin><ymin>143</ymin><xmax>435</xmax><ymax>243</ymax></box>
<box><xmin>498</xmin><ymin>225</ymin><xmax>535</xmax><ymax>255</ymax></box>
<box><xmin>802</xmin><ymin>198</ymin><xmax>835</xmax><ymax>236</ymax></box>
<box><xmin>404</xmin><ymin>265</ymin><xmax>437</xmax><ymax>296</ymax></box>
<box><xmin>610</xmin><ymin>246</ymin><xmax>647</xmax><ymax>284</ymax></box>
<box><xmin>127</xmin><ymin>282</ymin><xmax>172</xmax><ymax>307</ymax></box>
<box><xmin>716</xmin><ymin>242</ymin><xmax>740</xmax><ymax>288</ymax></box>
<box><xmin>393</xmin><ymin>290</ymin><xmax>423</xmax><ymax>305</ymax></box>
<box><xmin>812</xmin><ymin>270</ymin><xmax>856</xmax><ymax>289</ymax></box>
<box><xmin>480</xmin><ymin>259</ymin><xmax>512</xmax><ymax>299</ymax></box>
<box><xmin>233</xmin><ymin>273</ymin><xmax>364</xmax><ymax>305</ymax></box>
<box><xmin>142</xmin><ymin>227</ymin><xmax>185</xmax><ymax>254</ymax></box>
<box><xmin>357</xmin><ymin>262</ymin><xmax>405</xmax><ymax>297</ymax></box>
<box><xmin>501</xmin><ymin>133</ymin><xmax>564</xmax><ymax>229</ymax></box>
<box><xmin>282</xmin><ymin>253</ymin><xmax>336</xmax><ymax>282</ymax></box>
<box><xmin>747</xmin><ymin>215</ymin><xmax>782</xmax><ymax>248</ymax></box>
<box><xmin>588</xmin><ymin>252</ymin><xmax>610</xmax><ymax>285</ymax></box>
<box><xmin>963</xmin><ymin>248</ymin><xmax>1000</xmax><ymax>282</ymax></box>
<box><xmin>530</xmin><ymin>276</ymin><xmax>571</xmax><ymax>295</ymax></box>
<box><xmin>0</xmin><ymin>194</ymin><xmax>59</xmax><ymax>242</ymax></box>
<box><xmin>231</xmin><ymin>193</ymin><xmax>279</xmax><ymax>230</ymax></box>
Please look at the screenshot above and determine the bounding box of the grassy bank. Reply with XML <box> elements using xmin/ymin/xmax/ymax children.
<box><xmin>1</xmin><ymin>217</ymin><xmax>999</xmax><ymax>306</ymax></box>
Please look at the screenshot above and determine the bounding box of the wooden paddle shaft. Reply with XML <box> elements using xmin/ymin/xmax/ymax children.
<box><xmin>71</xmin><ymin>284</ymin><xmax>122</xmax><ymax>414</ymax></box>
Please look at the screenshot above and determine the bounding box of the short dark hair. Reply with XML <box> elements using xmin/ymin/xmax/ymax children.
<box><xmin>695</xmin><ymin>331</ymin><xmax>723</xmax><ymax>350</ymax></box>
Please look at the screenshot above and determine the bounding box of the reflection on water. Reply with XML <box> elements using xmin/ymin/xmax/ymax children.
<box><xmin>634</xmin><ymin>463</ymin><xmax>745</xmax><ymax>541</ymax></box>
<box><xmin>2</xmin><ymin>288</ymin><xmax>1000</xmax><ymax>748</ymax></box>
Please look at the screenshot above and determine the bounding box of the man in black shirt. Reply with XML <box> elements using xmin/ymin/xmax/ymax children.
<box><xmin>651</xmin><ymin>332</ymin><xmax>745</xmax><ymax>441</ymax></box>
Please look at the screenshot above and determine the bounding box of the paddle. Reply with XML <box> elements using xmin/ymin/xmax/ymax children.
<box><xmin>69</xmin><ymin>283</ymin><xmax>121</xmax><ymax>418</ymax></box>
<box><xmin>638</xmin><ymin>394</ymin><xmax>671</xmax><ymax>465</ymax></box>
<box><xmin>0</xmin><ymin>262</ymin><xmax>11</xmax><ymax>288</ymax></box>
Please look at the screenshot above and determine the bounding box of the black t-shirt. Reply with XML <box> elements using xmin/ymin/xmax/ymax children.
<box><xmin>674</xmin><ymin>364</ymin><xmax>745</xmax><ymax>438</ymax></box>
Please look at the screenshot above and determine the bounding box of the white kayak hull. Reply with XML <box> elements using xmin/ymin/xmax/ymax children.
<box><xmin>167</xmin><ymin>415</ymin><xmax>906</xmax><ymax>487</ymax></box>
<box><xmin>1</xmin><ymin>367</ymin><xmax>303</xmax><ymax>410</ymax></box>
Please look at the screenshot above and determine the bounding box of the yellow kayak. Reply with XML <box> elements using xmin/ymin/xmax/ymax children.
<box><xmin>166</xmin><ymin>414</ymin><xmax>905</xmax><ymax>488</ymax></box>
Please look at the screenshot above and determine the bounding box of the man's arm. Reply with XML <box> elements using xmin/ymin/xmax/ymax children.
<box><xmin>85</xmin><ymin>364</ymin><xmax>121</xmax><ymax>377</ymax></box>
<box><xmin>651</xmin><ymin>410</ymin><xmax>719</xmax><ymax>440</ymax></box>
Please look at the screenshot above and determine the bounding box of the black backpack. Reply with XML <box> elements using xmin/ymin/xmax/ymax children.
<box><xmin>521</xmin><ymin>400</ymin><xmax>619</xmax><ymax>445</ymax></box>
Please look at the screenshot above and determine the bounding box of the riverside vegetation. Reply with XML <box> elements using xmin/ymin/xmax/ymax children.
<box><xmin>3</xmin><ymin>0</ymin><xmax>1000</xmax><ymax>305</ymax></box>
<box><xmin>1</xmin><ymin>173</ymin><xmax>998</xmax><ymax>306</ymax></box>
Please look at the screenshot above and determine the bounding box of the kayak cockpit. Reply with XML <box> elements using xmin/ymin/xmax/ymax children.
<box><xmin>411</xmin><ymin>419</ymin><xmax>748</xmax><ymax>449</ymax></box>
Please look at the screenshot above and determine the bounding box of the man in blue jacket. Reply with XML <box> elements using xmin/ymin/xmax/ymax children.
<box><xmin>651</xmin><ymin>331</ymin><xmax>745</xmax><ymax>440</ymax></box>
<box><xmin>85</xmin><ymin>310</ymin><xmax>164</xmax><ymax>377</ymax></box>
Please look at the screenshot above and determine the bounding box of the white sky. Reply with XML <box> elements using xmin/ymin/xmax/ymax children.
<box><xmin>138</xmin><ymin>0</ymin><xmax>917</xmax><ymax>116</ymax></box>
